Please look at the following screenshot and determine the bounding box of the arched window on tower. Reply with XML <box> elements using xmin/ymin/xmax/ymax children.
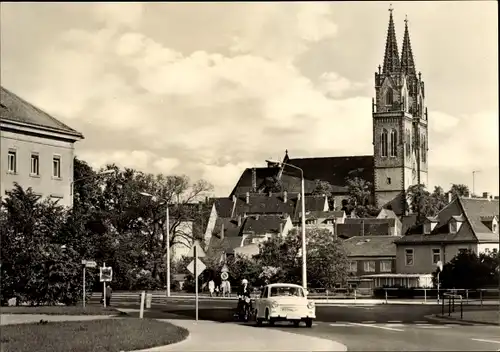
<box><xmin>422</xmin><ymin>136</ymin><xmax>427</xmax><ymax>163</ymax></box>
<box><xmin>390</xmin><ymin>129</ymin><xmax>397</xmax><ymax>157</ymax></box>
<box><xmin>405</xmin><ymin>129</ymin><xmax>411</xmax><ymax>157</ymax></box>
<box><xmin>381</xmin><ymin>129</ymin><xmax>388</xmax><ymax>157</ymax></box>
<box><xmin>385</xmin><ymin>89</ymin><xmax>393</xmax><ymax>107</ymax></box>
<box><xmin>402</xmin><ymin>96</ymin><xmax>406</xmax><ymax>112</ymax></box>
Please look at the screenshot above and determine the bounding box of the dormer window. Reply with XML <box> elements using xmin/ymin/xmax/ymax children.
<box><xmin>449</xmin><ymin>215</ymin><xmax>465</xmax><ymax>234</ymax></box>
<box><xmin>424</xmin><ymin>217</ymin><xmax>438</xmax><ymax>235</ymax></box>
<box><xmin>306</xmin><ymin>219</ymin><xmax>317</xmax><ymax>225</ymax></box>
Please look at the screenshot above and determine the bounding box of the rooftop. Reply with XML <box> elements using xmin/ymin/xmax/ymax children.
<box><xmin>343</xmin><ymin>235</ymin><xmax>399</xmax><ymax>257</ymax></box>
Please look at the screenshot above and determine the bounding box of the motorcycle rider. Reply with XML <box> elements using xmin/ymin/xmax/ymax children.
<box><xmin>237</xmin><ymin>278</ymin><xmax>252</xmax><ymax>315</ymax></box>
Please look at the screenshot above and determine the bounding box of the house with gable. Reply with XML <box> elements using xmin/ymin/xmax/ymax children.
<box><xmin>394</xmin><ymin>194</ymin><xmax>499</xmax><ymax>282</ymax></box>
<box><xmin>336</xmin><ymin>208</ymin><xmax>403</xmax><ymax>239</ymax></box>
<box><xmin>1</xmin><ymin>86</ymin><xmax>84</xmax><ymax>206</ymax></box>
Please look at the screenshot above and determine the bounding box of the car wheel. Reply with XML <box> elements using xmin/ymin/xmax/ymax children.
<box><xmin>305</xmin><ymin>318</ymin><xmax>313</xmax><ymax>328</ymax></box>
<box><xmin>293</xmin><ymin>320</ymin><xmax>300</xmax><ymax>327</ymax></box>
<box><xmin>265</xmin><ymin>309</ymin><xmax>275</xmax><ymax>326</ymax></box>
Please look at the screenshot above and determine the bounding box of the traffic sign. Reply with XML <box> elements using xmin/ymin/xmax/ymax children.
<box><xmin>221</xmin><ymin>264</ymin><xmax>229</xmax><ymax>273</ymax></box>
<box><xmin>186</xmin><ymin>240</ymin><xmax>206</xmax><ymax>258</ymax></box>
<box><xmin>187</xmin><ymin>258</ymin><xmax>206</xmax><ymax>278</ymax></box>
<box><xmin>221</xmin><ymin>272</ymin><xmax>229</xmax><ymax>280</ymax></box>
<box><xmin>84</xmin><ymin>260</ymin><xmax>97</xmax><ymax>268</ymax></box>
<box><xmin>100</xmin><ymin>267</ymin><xmax>113</xmax><ymax>282</ymax></box>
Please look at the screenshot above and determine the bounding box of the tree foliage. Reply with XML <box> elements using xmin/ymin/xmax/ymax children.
<box><xmin>0</xmin><ymin>184</ymin><xmax>94</xmax><ymax>305</ymax></box>
<box><xmin>433</xmin><ymin>250</ymin><xmax>499</xmax><ymax>289</ymax></box>
<box><xmin>254</xmin><ymin>228</ymin><xmax>349</xmax><ymax>289</ymax></box>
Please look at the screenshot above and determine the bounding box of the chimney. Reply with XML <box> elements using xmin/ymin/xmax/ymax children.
<box><xmin>220</xmin><ymin>222</ymin><xmax>225</xmax><ymax>240</ymax></box>
<box><xmin>237</xmin><ymin>215</ymin><xmax>242</xmax><ymax>227</ymax></box>
<box><xmin>448</xmin><ymin>192</ymin><xmax>453</xmax><ymax>204</ymax></box>
<box><xmin>246</xmin><ymin>192</ymin><xmax>250</xmax><ymax>204</ymax></box>
<box><xmin>251</xmin><ymin>168</ymin><xmax>257</xmax><ymax>192</ymax></box>
<box><xmin>283</xmin><ymin>191</ymin><xmax>288</xmax><ymax>203</ymax></box>
<box><xmin>483</xmin><ymin>192</ymin><xmax>492</xmax><ymax>200</ymax></box>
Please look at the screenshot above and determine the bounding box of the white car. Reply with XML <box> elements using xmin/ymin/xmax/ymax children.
<box><xmin>254</xmin><ymin>283</ymin><xmax>316</xmax><ymax>327</ymax></box>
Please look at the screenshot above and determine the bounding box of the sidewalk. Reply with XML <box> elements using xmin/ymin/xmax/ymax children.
<box><xmin>426</xmin><ymin>310</ymin><xmax>500</xmax><ymax>326</ymax></box>
<box><xmin>131</xmin><ymin>319</ymin><xmax>347</xmax><ymax>352</ymax></box>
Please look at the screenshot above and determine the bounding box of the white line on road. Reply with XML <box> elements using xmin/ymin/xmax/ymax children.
<box><xmin>329</xmin><ymin>323</ymin><xmax>352</xmax><ymax>327</ymax></box>
<box><xmin>361</xmin><ymin>321</ymin><xmax>376</xmax><ymax>324</ymax></box>
<box><xmin>384</xmin><ymin>323</ymin><xmax>405</xmax><ymax>327</ymax></box>
<box><xmin>348</xmin><ymin>322</ymin><xmax>404</xmax><ymax>332</ymax></box>
<box><xmin>471</xmin><ymin>338</ymin><xmax>500</xmax><ymax>345</ymax></box>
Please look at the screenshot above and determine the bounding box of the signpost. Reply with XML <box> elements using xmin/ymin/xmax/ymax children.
<box><xmin>221</xmin><ymin>272</ymin><xmax>229</xmax><ymax>281</ymax></box>
<box><xmin>81</xmin><ymin>260</ymin><xmax>97</xmax><ymax>308</ymax></box>
<box><xmin>100</xmin><ymin>263</ymin><xmax>113</xmax><ymax>308</ymax></box>
<box><xmin>436</xmin><ymin>260</ymin><xmax>443</xmax><ymax>304</ymax></box>
<box><xmin>186</xmin><ymin>240</ymin><xmax>206</xmax><ymax>321</ymax></box>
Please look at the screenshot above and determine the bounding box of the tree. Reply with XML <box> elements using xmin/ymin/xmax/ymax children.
<box><xmin>312</xmin><ymin>180</ymin><xmax>336</xmax><ymax>210</ymax></box>
<box><xmin>432</xmin><ymin>250</ymin><xmax>499</xmax><ymax>290</ymax></box>
<box><xmin>262</xmin><ymin>175</ymin><xmax>283</xmax><ymax>194</ymax></box>
<box><xmin>406</xmin><ymin>184</ymin><xmax>439</xmax><ymax>222</ymax></box>
<box><xmin>0</xmin><ymin>184</ymin><xmax>90</xmax><ymax>305</ymax></box>
<box><xmin>344</xmin><ymin>177</ymin><xmax>379</xmax><ymax>217</ymax></box>
<box><xmin>450</xmin><ymin>184</ymin><xmax>470</xmax><ymax>198</ymax></box>
<box><xmin>254</xmin><ymin>228</ymin><xmax>349</xmax><ymax>289</ymax></box>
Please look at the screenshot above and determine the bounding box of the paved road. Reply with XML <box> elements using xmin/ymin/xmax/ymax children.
<box><xmin>93</xmin><ymin>297</ymin><xmax>500</xmax><ymax>351</ymax></box>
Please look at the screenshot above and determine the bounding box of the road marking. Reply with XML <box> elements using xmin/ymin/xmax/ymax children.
<box><xmin>471</xmin><ymin>338</ymin><xmax>500</xmax><ymax>345</ymax></box>
<box><xmin>388</xmin><ymin>320</ymin><xmax>402</xmax><ymax>323</ymax></box>
<box><xmin>329</xmin><ymin>323</ymin><xmax>352</xmax><ymax>327</ymax></box>
<box><xmin>384</xmin><ymin>323</ymin><xmax>405</xmax><ymax>327</ymax></box>
<box><xmin>416</xmin><ymin>323</ymin><xmax>431</xmax><ymax>326</ymax></box>
<box><xmin>348</xmin><ymin>322</ymin><xmax>404</xmax><ymax>332</ymax></box>
<box><xmin>361</xmin><ymin>320</ymin><xmax>376</xmax><ymax>324</ymax></box>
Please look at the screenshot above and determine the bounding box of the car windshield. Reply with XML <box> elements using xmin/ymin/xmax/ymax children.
<box><xmin>269</xmin><ymin>286</ymin><xmax>304</xmax><ymax>297</ymax></box>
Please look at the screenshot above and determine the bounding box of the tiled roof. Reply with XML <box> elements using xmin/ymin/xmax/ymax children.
<box><xmin>211</xmin><ymin>193</ymin><xmax>327</xmax><ymax>220</ymax></box>
<box><xmin>285</xmin><ymin>155</ymin><xmax>374</xmax><ymax>187</ymax></box>
<box><xmin>343</xmin><ymin>236</ymin><xmax>399</xmax><ymax>257</ymax></box>
<box><xmin>401</xmin><ymin>214</ymin><xmax>418</xmax><ymax>235</ymax></box>
<box><xmin>230</xmin><ymin>167</ymin><xmax>318</xmax><ymax>196</ymax></box>
<box><xmin>300</xmin><ymin>210</ymin><xmax>344</xmax><ymax>222</ymax></box>
<box><xmin>396</xmin><ymin>197</ymin><xmax>500</xmax><ymax>244</ymax></box>
<box><xmin>240</xmin><ymin>215</ymin><xmax>288</xmax><ymax>235</ymax></box>
<box><xmin>336</xmin><ymin>223</ymin><xmax>390</xmax><ymax>239</ymax></box>
<box><xmin>460</xmin><ymin>197</ymin><xmax>499</xmax><ymax>242</ymax></box>
<box><xmin>0</xmin><ymin>86</ymin><xmax>84</xmax><ymax>138</ymax></box>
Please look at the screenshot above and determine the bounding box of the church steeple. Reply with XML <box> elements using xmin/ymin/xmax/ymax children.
<box><xmin>400</xmin><ymin>15</ymin><xmax>416</xmax><ymax>76</ymax></box>
<box><xmin>382</xmin><ymin>5</ymin><xmax>400</xmax><ymax>74</ymax></box>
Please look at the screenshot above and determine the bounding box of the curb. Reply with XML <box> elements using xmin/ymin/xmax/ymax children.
<box><xmin>424</xmin><ymin>314</ymin><xmax>500</xmax><ymax>326</ymax></box>
<box><xmin>127</xmin><ymin>323</ymin><xmax>192</xmax><ymax>352</ymax></box>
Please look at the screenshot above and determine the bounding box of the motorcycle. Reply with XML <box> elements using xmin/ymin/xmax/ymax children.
<box><xmin>234</xmin><ymin>295</ymin><xmax>253</xmax><ymax>322</ymax></box>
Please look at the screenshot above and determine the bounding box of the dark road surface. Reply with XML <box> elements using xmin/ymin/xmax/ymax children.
<box><xmin>92</xmin><ymin>297</ymin><xmax>500</xmax><ymax>351</ymax></box>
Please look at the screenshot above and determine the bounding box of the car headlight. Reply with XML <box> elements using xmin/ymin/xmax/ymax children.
<box><xmin>307</xmin><ymin>301</ymin><xmax>315</xmax><ymax>309</ymax></box>
<box><xmin>271</xmin><ymin>301</ymin><xmax>279</xmax><ymax>308</ymax></box>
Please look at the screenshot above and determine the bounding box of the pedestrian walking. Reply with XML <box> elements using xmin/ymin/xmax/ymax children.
<box><xmin>208</xmin><ymin>279</ymin><xmax>215</xmax><ymax>297</ymax></box>
<box><xmin>105</xmin><ymin>284</ymin><xmax>112</xmax><ymax>306</ymax></box>
<box><xmin>215</xmin><ymin>285</ymin><xmax>220</xmax><ymax>297</ymax></box>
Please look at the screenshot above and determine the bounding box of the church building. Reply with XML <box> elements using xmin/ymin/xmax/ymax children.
<box><xmin>231</xmin><ymin>9</ymin><xmax>429</xmax><ymax>216</ymax></box>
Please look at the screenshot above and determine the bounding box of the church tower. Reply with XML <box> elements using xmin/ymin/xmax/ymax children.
<box><xmin>372</xmin><ymin>8</ymin><xmax>428</xmax><ymax>215</ymax></box>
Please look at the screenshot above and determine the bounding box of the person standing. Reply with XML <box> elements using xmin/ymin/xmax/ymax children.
<box><xmin>105</xmin><ymin>284</ymin><xmax>112</xmax><ymax>306</ymax></box>
<box><xmin>208</xmin><ymin>279</ymin><xmax>215</xmax><ymax>297</ymax></box>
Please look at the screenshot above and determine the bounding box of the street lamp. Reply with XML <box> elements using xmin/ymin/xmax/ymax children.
<box><xmin>139</xmin><ymin>192</ymin><xmax>171</xmax><ymax>297</ymax></box>
<box><xmin>266</xmin><ymin>159</ymin><xmax>307</xmax><ymax>289</ymax></box>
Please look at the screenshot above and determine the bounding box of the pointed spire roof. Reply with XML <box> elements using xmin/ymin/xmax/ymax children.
<box><xmin>382</xmin><ymin>5</ymin><xmax>400</xmax><ymax>74</ymax></box>
<box><xmin>400</xmin><ymin>15</ymin><xmax>416</xmax><ymax>76</ymax></box>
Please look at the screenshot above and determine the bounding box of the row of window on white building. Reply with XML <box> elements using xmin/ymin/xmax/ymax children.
<box><xmin>7</xmin><ymin>149</ymin><xmax>61</xmax><ymax>178</ymax></box>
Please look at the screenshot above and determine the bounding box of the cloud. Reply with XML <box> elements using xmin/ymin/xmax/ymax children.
<box><xmin>1</xmin><ymin>3</ymin><xmax>498</xmax><ymax>196</ymax></box>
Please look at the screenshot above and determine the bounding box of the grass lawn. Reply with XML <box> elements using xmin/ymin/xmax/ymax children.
<box><xmin>0</xmin><ymin>318</ymin><xmax>189</xmax><ymax>352</ymax></box>
<box><xmin>0</xmin><ymin>305</ymin><xmax>125</xmax><ymax>316</ymax></box>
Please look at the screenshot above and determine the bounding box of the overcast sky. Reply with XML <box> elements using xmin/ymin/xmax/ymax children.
<box><xmin>1</xmin><ymin>2</ymin><xmax>498</xmax><ymax>196</ymax></box>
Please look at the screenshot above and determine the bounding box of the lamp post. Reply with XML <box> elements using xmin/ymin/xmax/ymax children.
<box><xmin>266</xmin><ymin>160</ymin><xmax>307</xmax><ymax>289</ymax></box>
<box><xmin>139</xmin><ymin>192</ymin><xmax>171</xmax><ymax>297</ymax></box>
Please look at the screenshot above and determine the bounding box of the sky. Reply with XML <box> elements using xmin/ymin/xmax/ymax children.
<box><xmin>1</xmin><ymin>2</ymin><xmax>498</xmax><ymax>197</ymax></box>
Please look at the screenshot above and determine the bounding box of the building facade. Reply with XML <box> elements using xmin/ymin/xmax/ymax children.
<box><xmin>1</xmin><ymin>87</ymin><xmax>84</xmax><ymax>206</ymax></box>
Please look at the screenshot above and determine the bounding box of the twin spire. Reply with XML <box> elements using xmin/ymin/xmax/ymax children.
<box><xmin>382</xmin><ymin>6</ymin><xmax>416</xmax><ymax>76</ymax></box>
